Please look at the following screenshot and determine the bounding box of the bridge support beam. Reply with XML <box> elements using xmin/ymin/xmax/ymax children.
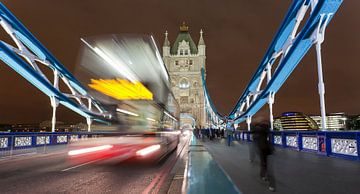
<box><xmin>313</xmin><ymin>13</ymin><xmax>332</xmax><ymax>130</ymax></box>
<box><xmin>268</xmin><ymin>92</ymin><xmax>275</xmax><ymax>131</ymax></box>
<box><xmin>86</xmin><ymin>117</ymin><xmax>92</xmax><ymax>132</ymax></box>
<box><xmin>246</xmin><ymin>116</ymin><xmax>251</xmax><ymax>131</ymax></box>
<box><xmin>50</xmin><ymin>96</ymin><xmax>59</xmax><ymax>133</ymax></box>
<box><xmin>50</xmin><ymin>70</ymin><xmax>59</xmax><ymax>133</ymax></box>
<box><xmin>316</xmin><ymin>42</ymin><xmax>327</xmax><ymax>130</ymax></box>
<box><xmin>266</xmin><ymin>63</ymin><xmax>275</xmax><ymax>130</ymax></box>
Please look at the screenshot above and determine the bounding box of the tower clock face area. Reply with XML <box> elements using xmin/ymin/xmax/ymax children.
<box><xmin>162</xmin><ymin>22</ymin><xmax>206</xmax><ymax>128</ymax></box>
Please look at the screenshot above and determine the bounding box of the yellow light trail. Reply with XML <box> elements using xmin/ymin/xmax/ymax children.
<box><xmin>88</xmin><ymin>79</ymin><xmax>153</xmax><ymax>100</ymax></box>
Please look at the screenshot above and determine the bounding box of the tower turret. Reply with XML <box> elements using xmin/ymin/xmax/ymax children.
<box><xmin>198</xmin><ymin>29</ymin><xmax>206</xmax><ymax>56</ymax></box>
<box><xmin>163</xmin><ymin>30</ymin><xmax>170</xmax><ymax>56</ymax></box>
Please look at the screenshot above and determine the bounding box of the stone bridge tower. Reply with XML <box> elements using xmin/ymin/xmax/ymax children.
<box><xmin>162</xmin><ymin>22</ymin><xmax>207</xmax><ymax>129</ymax></box>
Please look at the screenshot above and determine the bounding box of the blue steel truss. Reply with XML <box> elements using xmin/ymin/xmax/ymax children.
<box><xmin>201</xmin><ymin>68</ymin><xmax>225</xmax><ymax>127</ymax></box>
<box><xmin>0</xmin><ymin>3</ymin><xmax>111</xmax><ymax>131</ymax></box>
<box><xmin>227</xmin><ymin>0</ymin><xmax>343</xmax><ymax>126</ymax></box>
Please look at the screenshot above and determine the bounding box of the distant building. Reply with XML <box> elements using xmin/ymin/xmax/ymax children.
<box><xmin>274</xmin><ymin>112</ymin><xmax>351</xmax><ymax>131</ymax></box>
<box><xmin>0</xmin><ymin>121</ymin><xmax>87</xmax><ymax>132</ymax></box>
<box><xmin>0</xmin><ymin>124</ymin><xmax>12</xmax><ymax>132</ymax></box>
<box><xmin>310</xmin><ymin>113</ymin><xmax>348</xmax><ymax>130</ymax></box>
<box><xmin>274</xmin><ymin>112</ymin><xmax>319</xmax><ymax>131</ymax></box>
<box><xmin>39</xmin><ymin>121</ymin><xmax>87</xmax><ymax>132</ymax></box>
<box><xmin>162</xmin><ymin>22</ymin><xmax>206</xmax><ymax>128</ymax></box>
<box><xmin>11</xmin><ymin>123</ymin><xmax>41</xmax><ymax>132</ymax></box>
<box><xmin>346</xmin><ymin>115</ymin><xmax>360</xmax><ymax>130</ymax></box>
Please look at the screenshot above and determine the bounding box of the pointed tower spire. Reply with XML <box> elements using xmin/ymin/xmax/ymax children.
<box><xmin>163</xmin><ymin>30</ymin><xmax>170</xmax><ymax>57</ymax></box>
<box><xmin>198</xmin><ymin>29</ymin><xmax>206</xmax><ymax>56</ymax></box>
<box><xmin>163</xmin><ymin>30</ymin><xmax>170</xmax><ymax>47</ymax></box>
<box><xmin>198</xmin><ymin>29</ymin><xmax>205</xmax><ymax>45</ymax></box>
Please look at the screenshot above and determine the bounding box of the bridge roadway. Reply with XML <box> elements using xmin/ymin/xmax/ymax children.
<box><xmin>202</xmin><ymin>138</ymin><xmax>360</xmax><ymax>194</ymax></box>
<box><xmin>1</xmin><ymin>133</ymin><xmax>360</xmax><ymax>194</ymax></box>
<box><xmin>0</xmin><ymin>134</ymin><xmax>190</xmax><ymax>194</ymax></box>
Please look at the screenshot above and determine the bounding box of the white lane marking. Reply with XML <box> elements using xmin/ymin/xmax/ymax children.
<box><xmin>61</xmin><ymin>159</ymin><xmax>101</xmax><ymax>172</ymax></box>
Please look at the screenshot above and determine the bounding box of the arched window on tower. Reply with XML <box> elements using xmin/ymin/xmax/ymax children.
<box><xmin>178</xmin><ymin>40</ymin><xmax>190</xmax><ymax>56</ymax></box>
<box><xmin>179</xmin><ymin>78</ymin><xmax>190</xmax><ymax>89</ymax></box>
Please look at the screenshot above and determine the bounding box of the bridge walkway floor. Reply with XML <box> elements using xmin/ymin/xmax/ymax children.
<box><xmin>202</xmin><ymin>139</ymin><xmax>360</xmax><ymax>194</ymax></box>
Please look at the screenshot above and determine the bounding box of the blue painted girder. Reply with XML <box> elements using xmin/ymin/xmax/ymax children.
<box><xmin>0</xmin><ymin>41</ymin><xmax>92</xmax><ymax>118</ymax></box>
<box><xmin>0</xmin><ymin>3</ymin><xmax>105</xmax><ymax>118</ymax></box>
<box><xmin>228</xmin><ymin>0</ymin><xmax>309</xmax><ymax>118</ymax></box>
<box><xmin>0</xmin><ymin>3</ymin><xmax>87</xmax><ymax>95</ymax></box>
<box><xmin>232</xmin><ymin>0</ymin><xmax>342</xmax><ymax>124</ymax></box>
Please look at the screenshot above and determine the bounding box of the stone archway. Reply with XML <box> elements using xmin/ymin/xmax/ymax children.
<box><xmin>180</xmin><ymin>113</ymin><xmax>196</xmax><ymax>129</ymax></box>
<box><xmin>181</xmin><ymin>123</ymin><xmax>193</xmax><ymax>130</ymax></box>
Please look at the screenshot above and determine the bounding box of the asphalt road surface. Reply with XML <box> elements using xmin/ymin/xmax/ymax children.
<box><xmin>0</xmin><ymin>134</ymin><xmax>190</xmax><ymax>194</ymax></box>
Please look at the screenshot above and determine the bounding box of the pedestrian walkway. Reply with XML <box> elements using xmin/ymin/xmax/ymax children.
<box><xmin>186</xmin><ymin>136</ymin><xmax>241</xmax><ymax>194</ymax></box>
<box><xmin>203</xmin><ymin>139</ymin><xmax>360</xmax><ymax>194</ymax></box>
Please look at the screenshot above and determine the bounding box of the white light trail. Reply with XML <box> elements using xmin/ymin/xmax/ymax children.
<box><xmin>136</xmin><ymin>144</ymin><xmax>161</xmax><ymax>156</ymax></box>
<box><xmin>116</xmin><ymin>108</ymin><xmax>139</xmax><ymax>117</ymax></box>
<box><xmin>146</xmin><ymin>117</ymin><xmax>156</xmax><ymax>122</ymax></box>
<box><xmin>68</xmin><ymin>145</ymin><xmax>113</xmax><ymax>156</ymax></box>
<box><xmin>164</xmin><ymin>111</ymin><xmax>177</xmax><ymax>121</ymax></box>
<box><xmin>150</xmin><ymin>35</ymin><xmax>169</xmax><ymax>81</ymax></box>
<box><xmin>157</xmin><ymin>131</ymin><xmax>181</xmax><ymax>135</ymax></box>
<box><xmin>80</xmin><ymin>38</ymin><xmax>138</xmax><ymax>83</ymax></box>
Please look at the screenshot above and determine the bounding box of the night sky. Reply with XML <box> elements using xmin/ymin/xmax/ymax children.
<box><xmin>0</xmin><ymin>0</ymin><xmax>359</xmax><ymax>124</ymax></box>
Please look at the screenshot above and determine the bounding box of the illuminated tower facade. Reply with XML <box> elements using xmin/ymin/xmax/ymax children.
<box><xmin>162</xmin><ymin>22</ymin><xmax>207</xmax><ymax>128</ymax></box>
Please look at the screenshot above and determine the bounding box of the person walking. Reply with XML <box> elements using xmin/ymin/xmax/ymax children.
<box><xmin>253</xmin><ymin>122</ymin><xmax>276</xmax><ymax>192</ymax></box>
<box><xmin>248</xmin><ymin>125</ymin><xmax>257</xmax><ymax>163</ymax></box>
<box><xmin>226</xmin><ymin>124</ymin><xmax>234</xmax><ymax>146</ymax></box>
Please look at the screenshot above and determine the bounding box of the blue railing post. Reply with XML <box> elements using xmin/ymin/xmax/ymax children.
<box><xmin>281</xmin><ymin>132</ymin><xmax>286</xmax><ymax>148</ymax></box>
<box><xmin>247</xmin><ymin>132</ymin><xmax>251</xmax><ymax>142</ymax></box>
<box><xmin>31</xmin><ymin>134</ymin><xmax>36</xmax><ymax>147</ymax></box>
<box><xmin>298</xmin><ymin>132</ymin><xmax>303</xmax><ymax>151</ymax></box>
<box><xmin>325</xmin><ymin>133</ymin><xmax>331</xmax><ymax>156</ymax></box>
<box><xmin>356</xmin><ymin>133</ymin><xmax>360</xmax><ymax>160</ymax></box>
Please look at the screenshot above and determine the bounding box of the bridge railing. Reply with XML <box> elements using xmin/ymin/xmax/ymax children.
<box><xmin>0</xmin><ymin>132</ymin><xmax>121</xmax><ymax>158</ymax></box>
<box><xmin>237</xmin><ymin>130</ymin><xmax>360</xmax><ymax>161</ymax></box>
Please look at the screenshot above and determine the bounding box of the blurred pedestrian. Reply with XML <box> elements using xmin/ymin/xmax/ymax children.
<box><xmin>248</xmin><ymin>125</ymin><xmax>257</xmax><ymax>163</ymax></box>
<box><xmin>226</xmin><ymin>124</ymin><xmax>234</xmax><ymax>146</ymax></box>
<box><xmin>253</xmin><ymin>122</ymin><xmax>276</xmax><ymax>192</ymax></box>
<box><xmin>193</xmin><ymin>127</ymin><xmax>200</xmax><ymax>139</ymax></box>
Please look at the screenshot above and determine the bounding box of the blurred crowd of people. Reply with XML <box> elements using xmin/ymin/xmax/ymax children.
<box><xmin>193</xmin><ymin>128</ymin><xmax>224</xmax><ymax>140</ymax></box>
<box><xmin>192</xmin><ymin>128</ymin><xmax>243</xmax><ymax>142</ymax></box>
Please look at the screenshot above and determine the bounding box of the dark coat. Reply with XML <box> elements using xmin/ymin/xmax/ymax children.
<box><xmin>252</xmin><ymin>123</ymin><xmax>273</xmax><ymax>155</ymax></box>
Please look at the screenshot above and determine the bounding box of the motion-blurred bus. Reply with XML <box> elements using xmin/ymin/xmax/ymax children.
<box><xmin>69</xmin><ymin>34</ymin><xmax>180</xmax><ymax>163</ymax></box>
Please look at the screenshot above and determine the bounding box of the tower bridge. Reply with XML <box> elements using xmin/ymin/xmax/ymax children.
<box><xmin>1</xmin><ymin>1</ymin><xmax>359</xmax><ymax>194</ymax></box>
